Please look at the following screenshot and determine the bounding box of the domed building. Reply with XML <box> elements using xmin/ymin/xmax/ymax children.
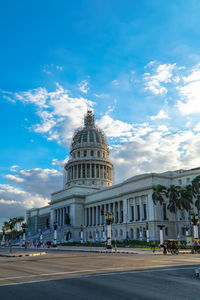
<box><xmin>65</xmin><ymin>110</ymin><xmax>113</xmax><ymax>188</ymax></box>
<box><xmin>27</xmin><ymin>110</ymin><xmax>200</xmax><ymax>244</ymax></box>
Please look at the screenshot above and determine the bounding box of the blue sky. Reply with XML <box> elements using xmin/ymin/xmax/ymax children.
<box><xmin>1</xmin><ymin>0</ymin><xmax>200</xmax><ymax>226</ymax></box>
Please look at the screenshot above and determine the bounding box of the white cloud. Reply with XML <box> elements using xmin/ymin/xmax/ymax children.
<box><xmin>111</xmin><ymin>80</ymin><xmax>119</xmax><ymax>86</ymax></box>
<box><xmin>176</xmin><ymin>64</ymin><xmax>200</xmax><ymax>115</ymax></box>
<box><xmin>4</xmin><ymin>168</ymin><xmax>62</xmax><ymax>198</ymax></box>
<box><xmin>56</xmin><ymin>65</ymin><xmax>63</xmax><ymax>71</ymax></box>
<box><xmin>0</xmin><ymin>166</ymin><xmax>64</xmax><ymax>227</ymax></box>
<box><xmin>110</xmin><ymin>129</ymin><xmax>200</xmax><ymax>183</ymax></box>
<box><xmin>79</xmin><ymin>80</ymin><xmax>89</xmax><ymax>94</ymax></box>
<box><xmin>150</xmin><ymin>109</ymin><xmax>169</xmax><ymax>120</ymax></box>
<box><xmin>2</xmin><ymin>84</ymin><xmax>95</xmax><ymax>146</ymax></box>
<box><xmin>96</xmin><ymin>115</ymin><xmax>133</xmax><ymax>137</ymax></box>
<box><xmin>194</xmin><ymin>123</ymin><xmax>200</xmax><ymax>132</ymax></box>
<box><xmin>144</xmin><ymin>63</ymin><xmax>176</xmax><ymax>95</ymax></box>
<box><xmin>157</xmin><ymin>125</ymin><xmax>169</xmax><ymax>132</ymax></box>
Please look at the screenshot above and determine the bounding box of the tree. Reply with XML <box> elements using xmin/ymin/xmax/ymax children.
<box><xmin>180</xmin><ymin>185</ymin><xmax>193</xmax><ymax>212</ymax></box>
<box><xmin>167</xmin><ymin>185</ymin><xmax>182</xmax><ymax>241</ymax></box>
<box><xmin>192</xmin><ymin>175</ymin><xmax>200</xmax><ymax>217</ymax></box>
<box><xmin>152</xmin><ymin>184</ymin><xmax>167</xmax><ymax>223</ymax></box>
<box><xmin>152</xmin><ymin>184</ymin><xmax>167</xmax><ymax>245</ymax></box>
<box><xmin>2</xmin><ymin>216</ymin><xmax>24</xmax><ymax>253</ymax></box>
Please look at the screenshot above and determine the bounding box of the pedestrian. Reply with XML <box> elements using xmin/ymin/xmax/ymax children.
<box><xmin>151</xmin><ymin>241</ymin><xmax>156</xmax><ymax>253</ymax></box>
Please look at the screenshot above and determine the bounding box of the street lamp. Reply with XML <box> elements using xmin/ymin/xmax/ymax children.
<box><xmin>146</xmin><ymin>222</ymin><xmax>150</xmax><ymax>243</ymax></box>
<box><xmin>1</xmin><ymin>229</ymin><xmax>5</xmax><ymax>247</ymax></box>
<box><xmin>80</xmin><ymin>224</ymin><xmax>83</xmax><ymax>244</ymax></box>
<box><xmin>105</xmin><ymin>212</ymin><xmax>114</xmax><ymax>250</ymax></box>
<box><xmin>21</xmin><ymin>223</ymin><xmax>27</xmax><ymax>247</ymax></box>
<box><xmin>157</xmin><ymin>225</ymin><xmax>165</xmax><ymax>246</ymax></box>
<box><xmin>190</xmin><ymin>214</ymin><xmax>200</xmax><ymax>239</ymax></box>
<box><xmin>53</xmin><ymin>221</ymin><xmax>58</xmax><ymax>247</ymax></box>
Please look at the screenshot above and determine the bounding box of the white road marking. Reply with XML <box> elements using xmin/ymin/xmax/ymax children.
<box><xmin>0</xmin><ymin>267</ymin><xmax>123</xmax><ymax>281</ymax></box>
<box><xmin>0</xmin><ymin>265</ymin><xmax>199</xmax><ymax>287</ymax></box>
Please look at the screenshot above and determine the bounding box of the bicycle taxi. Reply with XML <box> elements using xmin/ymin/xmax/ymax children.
<box><xmin>163</xmin><ymin>239</ymin><xmax>179</xmax><ymax>255</ymax></box>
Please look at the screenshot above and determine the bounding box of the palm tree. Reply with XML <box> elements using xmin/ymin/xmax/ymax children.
<box><xmin>167</xmin><ymin>185</ymin><xmax>182</xmax><ymax>241</ymax></box>
<box><xmin>152</xmin><ymin>185</ymin><xmax>167</xmax><ymax>244</ymax></box>
<box><xmin>192</xmin><ymin>175</ymin><xmax>200</xmax><ymax>217</ymax></box>
<box><xmin>2</xmin><ymin>216</ymin><xmax>24</xmax><ymax>253</ymax></box>
<box><xmin>180</xmin><ymin>185</ymin><xmax>193</xmax><ymax>212</ymax></box>
<box><xmin>152</xmin><ymin>184</ymin><xmax>167</xmax><ymax>223</ymax></box>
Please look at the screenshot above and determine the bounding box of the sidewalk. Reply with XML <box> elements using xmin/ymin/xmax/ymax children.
<box><xmin>29</xmin><ymin>245</ymin><xmax>192</xmax><ymax>255</ymax></box>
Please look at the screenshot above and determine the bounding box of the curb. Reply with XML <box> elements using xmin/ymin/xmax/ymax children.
<box><xmin>0</xmin><ymin>252</ymin><xmax>46</xmax><ymax>258</ymax></box>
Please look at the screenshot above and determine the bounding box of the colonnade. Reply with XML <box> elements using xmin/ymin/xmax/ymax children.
<box><xmin>54</xmin><ymin>206</ymin><xmax>70</xmax><ymax>227</ymax></box>
<box><xmin>67</xmin><ymin>163</ymin><xmax>112</xmax><ymax>181</ymax></box>
<box><xmin>84</xmin><ymin>196</ymin><xmax>148</xmax><ymax>227</ymax></box>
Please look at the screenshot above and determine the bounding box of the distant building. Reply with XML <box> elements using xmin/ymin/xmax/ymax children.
<box><xmin>27</xmin><ymin>110</ymin><xmax>200</xmax><ymax>242</ymax></box>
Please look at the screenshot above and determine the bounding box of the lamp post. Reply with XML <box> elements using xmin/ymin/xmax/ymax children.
<box><xmin>157</xmin><ymin>225</ymin><xmax>165</xmax><ymax>246</ymax></box>
<box><xmin>139</xmin><ymin>226</ymin><xmax>143</xmax><ymax>241</ymax></box>
<box><xmin>146</xmin><ymin>222</ymin><xmax>150</xmax><ymax>243</ymax></box>
<box><xmin>101</xmin><ymin>207</ymin><xmax>105</xmax><ymax>242</ymax></box>
<box><xmin>1</xmin><ymin>229</ymin><xmax>5</xmax><ymax>247</ymax></box>
<box><xmin>105</xmin><ymin>212</ymin><xmax>114</xmax><ymax>250</ymax></box>
<box><xmin>21</xmin><ymin>223</ymin><xmax>27</xmax><ymax>247</ymax></box>
<box><xmin>80</xmin><ymin>224</ymin><xmax>83</xmax><ymax>244</ymax></box>
<box><xmin>191</xmin><ymin>214</ymin><xmax>200</xmax><ymax>239</ymax></box>
<box><xmin>102</xmin><ymin>225</ymin><xmax>105</xmax><ymax>242</ymax></box>
<box><xmin>53</xmin><ymin>222</ymin><xmax>58</xmax><ymax>247</ymax></box>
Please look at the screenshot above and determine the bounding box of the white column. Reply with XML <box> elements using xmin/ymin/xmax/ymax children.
<box><xmin>118</xmin><ymin>202</ymin><xmax>121</xmax><ymax>223</ymax></box>
<box><xmin>113</xmin><ymin>202</ymin><xmax>116</xmax><ymax>223</ymax></box>
<box><xmin>127</xmin><ymin>199</ymin><xmax>131</xmax><ymax>222</ymax></box>
<box><xmin>63</xmin><ymin>208</ymin><xmax>65</xmax><ymax>225</ymax></box>
<box><xmin>96</xmin><ymin>206</ymin><xmax>98</xmax><ymax>226</ymax></box>
<box><xmin>84</xmin><ymin>208</ymin><xmax>87</xmax><ymax>226</ymax></box>
<box><xmin>90</xmin><ymin>164</ymin><xmax>92</xmax><ymax>178</ymax></box>
<box><xmin>92</xmin><ymin>207</ymin><xmax>95</xmax><ymax>226</ymax></box>
<box><xmin>123</xmin><ymin>199</ymin><xmax>127</xmax><ymax>224</ymax></box>
<box><xmin>60</xmin><ymin>208</ymin><xmax>62</xmax><ymax>226</ymax></box>
<box><xmin>104</xmin><ymin>204</ymin><xmax>106</xmax><ymax>224</ymax></box>
<box><xmin>139</xmin><ymin>197</ymin><xmax>142</xmax><ymax>221</ymax></box>
<box><xmin>89</xmin><ymin>207</ymin><xmax>91</xmax><ymax>226</ymax></box>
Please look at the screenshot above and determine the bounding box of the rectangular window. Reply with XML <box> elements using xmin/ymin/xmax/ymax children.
<box><xmin>87</xmin><ymin>164</ymin><xmax>90</xmax><ymax>178</ymax></box>
<box><xmin>82</xmin><ymin>164</ymin><xmax>85</xmax><ymax>178</ymax></box>
<box><xmin>78</xmin><ymin>165</ymin><xmax>81</xmax><ymax>178</ymax></box>
<box><xmin>187</xmin><ymin>177</ymin><xmax>190</xmax><ymax>184</ymax></box>
<box><xmin>143</xmin><ymin>204</ymin><xmax>147</xmax><ymax>220</ymax></box>
<box><xmin>96</xmin><ymin>164</ymin><xmax>99</xmax><ymax>178</ymax></box>
<box><xmin>131</xmin><ymin>206</ymin><xmax>134</xmax><ymax>221</ymax></box>
<box><xmin>137</xmin><ymin>205</ymin><xmax>140</xmax><ymax>221</ymax></box>
<box><xmin>84</xmin><ymin>150</ymin><xmax>87</xmax><ymax>157</ymax></box>
<box><xmin>178</xmin><ymin>179</ymin><xmax>182</xmax><ymax>185</ymax></box>
<box><xmin>92</xmin><ymin>164</ymin><xmax>95</xmax><ymax>178</ymax></box>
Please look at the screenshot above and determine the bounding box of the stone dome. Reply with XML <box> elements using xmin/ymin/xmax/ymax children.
<box><xmin>64</xmin><ymin>110</ymin><xmax>113</xmax><ymax>188</ymax></box>
<box><xmin>70</xmin><ymin>110</ymin><xmax>108</xmax><ymax>152</ymax></box>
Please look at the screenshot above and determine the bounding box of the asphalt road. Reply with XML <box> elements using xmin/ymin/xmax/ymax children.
<box><xmin>0</xmin><ymin>266</ymin><xmax>200</xmax><ymax>300</ymax></box>
<box><xmin>1</xmin><ymin>249</ymin><xmax>200</xmax><ymax>299</ymax></box>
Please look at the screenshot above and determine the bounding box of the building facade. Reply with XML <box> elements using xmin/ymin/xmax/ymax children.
<box><xmin>27</xmin><ymin>110</ymin><xmax>200</xmax><ymax>243</ymax></box>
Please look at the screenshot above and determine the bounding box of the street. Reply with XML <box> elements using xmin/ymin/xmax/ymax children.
<box><xmin>0</xmin><ymin>249</ymin><xmax>200</xmax><ymax>299</ymax></box>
